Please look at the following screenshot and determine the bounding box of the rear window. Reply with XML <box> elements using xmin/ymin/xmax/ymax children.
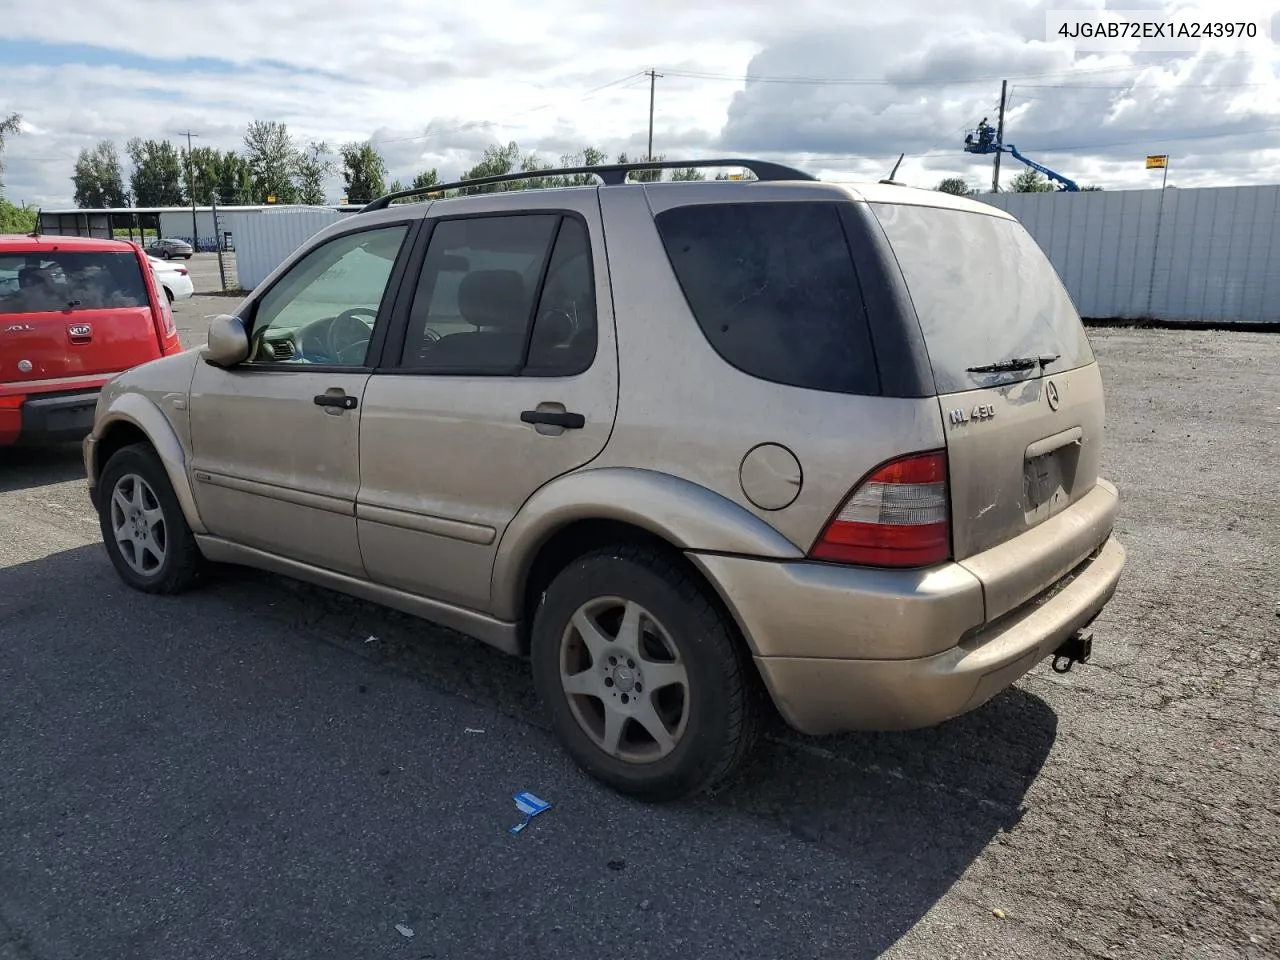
<box><xmin>653</xmin><ymin>201</ymin><xmax>881</xmax><ymax>396</ymax></box>
<box><xmin>0</xmin><ymin>250</ymin><xmax>150</xmax><ymax>316</ymax></box>
<box><xmin>870</xmin><ymin>202</ymin><xmax>1094</xmax><ymax>395</ymax></box>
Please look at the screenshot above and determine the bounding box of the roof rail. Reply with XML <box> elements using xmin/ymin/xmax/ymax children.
<box><xmin>359</xmin><ymin>157</ymin><xmax>817</xmax><ymax>212</ymax></box>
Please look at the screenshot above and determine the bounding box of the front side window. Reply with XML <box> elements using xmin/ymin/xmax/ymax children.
<box><xmin>0</xmin><ymin>251</ymin><xmax>150</xmax><ymax>315</ymax></box>
<box><xmin>246</xmin><ymin>224</ymin><xmax>409</xmax><ymax>367</ymax></box>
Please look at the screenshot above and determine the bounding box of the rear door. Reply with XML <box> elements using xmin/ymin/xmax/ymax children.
<box><xmin>357</xmin><ymin>191</ymin><xmax>617</xmax><ymax>613</ymax></box>
<box><xmin>868</xmin><ymin>200</ymin><xmax>1104</xmax><ymax>593</ymax></box>
<box><xmin>0</xmin><ymin>246</ymin><xmax>165</xmax><ymax>382</ymax></box>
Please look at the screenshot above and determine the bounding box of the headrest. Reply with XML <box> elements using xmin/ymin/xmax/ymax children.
<box><xmin>456</xmin><ymin>269</ymin><xmax>526</xmax><ymax>331</ymax></box>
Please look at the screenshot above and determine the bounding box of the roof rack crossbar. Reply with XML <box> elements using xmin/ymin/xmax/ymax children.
<box><xmin>359</xmin><ymin>157</ymin><xmax>817</xmax><ymax>212</ymax></box>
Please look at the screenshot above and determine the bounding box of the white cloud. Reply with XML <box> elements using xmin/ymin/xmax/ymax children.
<box><xmin>1</xmin><ymin>0</ymin><xmax>1278</xmax><ymax>206</ymax></box>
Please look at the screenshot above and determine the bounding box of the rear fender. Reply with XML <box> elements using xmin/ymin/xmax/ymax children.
<box><xmin>490</xmin><ymin>466</ymin><xmax>804</xmax><ymax>621</ymax></box>
<box><xmin>92</xmin><ymin>392</ymin><xmax>206</xmax><ymax>534</ymax></box>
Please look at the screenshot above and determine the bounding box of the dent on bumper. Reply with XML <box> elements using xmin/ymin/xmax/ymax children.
<box><xmin>751</xmin><ymin>535</ymin><xmax>1126</xmax><ymax>735</ymax></box>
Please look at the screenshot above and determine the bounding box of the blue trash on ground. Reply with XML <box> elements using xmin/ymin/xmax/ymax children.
<box><xmin>510</xmin><ymin>791</ymin><xmax>552</xmax><ymax>834</ymax></box>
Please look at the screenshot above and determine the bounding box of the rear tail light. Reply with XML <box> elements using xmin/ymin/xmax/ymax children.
<box><xmin>175</xmin><ymin>267</ymin><xmax>188</xmax><ymax>275</ymax></box>
<box><xmin>810</xmin><ymin>450</ymin><xmax>951</xmax><ymax>568</ymax></box>
<box><xmin>161</xmin><ymin>298</ymin><xmax>177</xmax><ymax>337</ymax></box>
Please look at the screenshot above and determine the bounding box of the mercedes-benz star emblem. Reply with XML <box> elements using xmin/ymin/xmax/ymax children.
<box><xmin>1046</xmin><ymin>380</ymin><xmax>1060</xmax><ymax>410</ymax></box>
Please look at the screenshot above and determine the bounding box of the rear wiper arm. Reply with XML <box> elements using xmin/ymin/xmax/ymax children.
<box><xmin>966</xmin><ymin>354</ymin><xmax>1060</xmax><ymax>374</ymax></box>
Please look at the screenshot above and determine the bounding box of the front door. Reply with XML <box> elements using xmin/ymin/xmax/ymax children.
<box><xmin>357</xmin><ymin>192</ymin><xmax>618</xmax><ymax>612</ymax></box>
<box><xmin>188</xmin><ymin>221</ymin><xmax>415</xmax><ymax>578</ymax></box>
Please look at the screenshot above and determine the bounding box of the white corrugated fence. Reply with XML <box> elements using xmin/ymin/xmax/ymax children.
<box><xmin>980</xmin><ymin>185</ymin><xmax>1280</xmax><ymax>325</ymax></box>
<box><xmin>226</xmin><ymin>208</ymin><xmax>355</xmax><ymax>290</ymax></box>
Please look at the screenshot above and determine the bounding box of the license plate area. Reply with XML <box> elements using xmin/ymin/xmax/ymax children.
<box><xmin>1023</xmin><ymin>446</ymin><xmax>1079</xmax><ymax>523</ymax></box>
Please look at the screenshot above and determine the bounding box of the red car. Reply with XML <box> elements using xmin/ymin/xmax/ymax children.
<box><xmin>0</xmin><ymin>234</ymin><xmax>182</xmax><ymax>447</ymax></box>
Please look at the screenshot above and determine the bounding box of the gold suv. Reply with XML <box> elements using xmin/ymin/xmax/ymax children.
<box><xmin>83</xmin><ymin>159</ymin><xmax>1127</xmax><ymax>801</ymax></box>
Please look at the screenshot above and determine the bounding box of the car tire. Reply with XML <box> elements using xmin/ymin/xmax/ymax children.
<box><xmin>97</xmin><ymin>442</ymin><xmax>205</xmax><ymax>594</ymax></box>
<box><xmin>530</xmin><ymin>543</ymin><xmax>761</xmax><ymax>801</ymax></box>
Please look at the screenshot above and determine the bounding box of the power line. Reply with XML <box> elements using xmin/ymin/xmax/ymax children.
<box><xmin>368</xmin><ymin>71</ymin><xmax>648</xmax><ymax>149</ymax></box>
<box><xmin>657</xmin><ymin>53</ymin><xmax>1271</xmax><ymax>87</ymax></box>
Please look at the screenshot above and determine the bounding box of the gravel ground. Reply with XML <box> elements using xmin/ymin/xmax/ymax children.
<box><xmin>1</xmin><ymin>303</ymin><xmax>1276</xmax><ymax>960</ymax></box>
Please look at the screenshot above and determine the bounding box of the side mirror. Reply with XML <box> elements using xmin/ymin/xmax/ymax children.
<box><xmin>205</xmin><ymin>314</ymin><xmax>250</xmax><ymax>367</ymax></box>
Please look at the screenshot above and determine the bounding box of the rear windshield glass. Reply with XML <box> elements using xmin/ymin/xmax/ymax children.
<box><xmin>653</xmin><ymin>201</ymin><xmax>881</xmax><ymax>396</ymax></box>
<box><xmin>870</xmin><ymin>202</ymin><xmax>1094</xmax><ymax>395</ymax></box>
<box><xmin>0</xmin><ymin>250</ymin><xmax>150</xmax><ymax>316</ymax></box>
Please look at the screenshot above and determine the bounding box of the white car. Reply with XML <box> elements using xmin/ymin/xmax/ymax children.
<box><xmin>148</xmin><ymin>256</ymin><xmax>193</xmax><ymax>302</ymax></box>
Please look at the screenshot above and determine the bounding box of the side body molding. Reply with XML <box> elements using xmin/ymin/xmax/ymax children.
<box><xmin>489</xmin><ymin>466</ymin><xmax>805</xmax><ymax>621</ymax></box>
<box><xmin>92</xmin><ymin>391</ymin><xmax>206</xmax><ymax>535</ymax></box>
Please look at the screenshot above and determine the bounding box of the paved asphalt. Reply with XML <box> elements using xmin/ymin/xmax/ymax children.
<box><xmin>1</xmin><ymin>302</ymin><xmax>1276</xmax><ymax>960</ymax></box>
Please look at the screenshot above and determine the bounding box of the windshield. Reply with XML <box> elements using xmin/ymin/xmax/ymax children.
<box><xmin>870</xmin><ymin>202</ymin><xmax>1094</xmax><ymax>394</ymax></box>
<box><xmin>0</xmin><ymin>250</ymin><xmax>150</xmax><ymax>315</ymax></box>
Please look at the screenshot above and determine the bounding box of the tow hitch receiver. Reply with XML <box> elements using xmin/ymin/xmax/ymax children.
<box><xmin>1052</xmin><ymin>629</ymin><xmax>1093</xmax><ymax>673</ymax></box>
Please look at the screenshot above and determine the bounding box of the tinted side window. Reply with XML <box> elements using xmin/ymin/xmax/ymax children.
<box><xmin>653</xmin><ymin>202</ymin><xmax>880</xmax><ymax>396</ymax></box>
<box><xmin>401</xmin><ymin>215</ymin><xmax>559</xmax><ymax>371</ymax></box>
<box><xmin>526</xmin><ymin>217</ymin><xmax>597</xmax><ymax>375</ymax></box>
<box><xmin>870</xmin><ymin>202</ymin><xmax>1094</xmax><ymax>395</ymax></box>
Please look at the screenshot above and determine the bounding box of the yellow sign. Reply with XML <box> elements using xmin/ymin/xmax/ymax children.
<box><xmin>1146</xmin><ymin>155</ymin><xmax>1168</xmax><ymax>169</ymax></box>
<box><xmin>266</xmin><ymin>194</ymin><xmax>277</xmax><ymax>203</ymax></box>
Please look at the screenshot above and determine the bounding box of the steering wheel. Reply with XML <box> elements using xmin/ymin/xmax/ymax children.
<box><xmin>326</xmin><ymin>307</ymin><xmax>378</xmax><ymax>365</ymax></box>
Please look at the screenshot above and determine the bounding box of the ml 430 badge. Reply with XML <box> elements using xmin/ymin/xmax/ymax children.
<box><xmin>949</xmin><ymin>403</ymin><xmax>996</xmax><ymax>425</ymax></box>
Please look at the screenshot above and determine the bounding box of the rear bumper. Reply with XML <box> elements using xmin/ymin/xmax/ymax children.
<box><xmin>0</xmin><ymin>389</ymin><xmax>100</xmax><ymax>447</ymax></box>
<box><xmin>688</xmin><ymin>480</ymin><xmax>1127</xmax><ymax>735</ymax></box>
<box><xmin>749</xmin><ymin>536</ymin><xmax>1126</xmax><ymax>734</ymax></box>
<box><xmin>163</xmin><ymin>273</ymin><xmax>194</xmax><ymax>300</ymax></box>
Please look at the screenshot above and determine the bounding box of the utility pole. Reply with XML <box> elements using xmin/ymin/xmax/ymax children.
<box><xmin>992</xmin><ymin>80</ymin><xmax>1007</xmax><ymax>193</ymax></box>
<box><xmin>646</xmin><ymin>69</ymin><xmax>663</xmax><ymax>162</ymax></box>
<box><xmin>180</xmin><ymin>130</ymin><xmax>199</xmax><ymax>250</ymax></box>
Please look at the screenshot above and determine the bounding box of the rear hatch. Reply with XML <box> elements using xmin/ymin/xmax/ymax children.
<box><xmin>0</xmin><ymin>246</ymin><xmax>164</xmax><ymax>383</ymax></box>
<box><xmin>869</xmin><ymin>200</ymin><xmax>1109</xmax><ymax>618</ymax></box>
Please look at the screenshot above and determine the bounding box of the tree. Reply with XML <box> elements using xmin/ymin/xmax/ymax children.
<box><xmin>412</xmin><ymin>168</ymin><xmax>440</xmax><ymax>190</ymax></box>
<box><xmin>339</xmin><ymin>140</ymin><xmax>388</xmax><ymax>204</ymax></box>
<box><xmin>616</xmin><ymin>151</ymin><xmax>665</xmax><ymax>182</ymax></box>
<box><xmin>294</xmin><ymin>140</ymin><xmax>333</xmax><ymax>204</ymax></box>
<box><xmin>127</xmin><ymin>138</ymin><xmax>184</xmax><ymax>206</ymax></box>
<box><xmin>243</xmin><ymin>121</ymin><xmax>300</xmax><ymax>204</ymax></box>
<box><xmin>215</xmin><ymin>151</ymin><xmax>254</xmax><ymax>205</ymax></box>
<box><xmin>670</xmin><ymin>167</ymin><xmax>706</xmax><ymax>181</ymax></box>
<box><xmin>0</xmin><ymin>200</ymin><xmax>35</xmax><ymax>233</ymax></box>
<box><xmin>182</xmin><ymin>145</ymin><xmax>222</xmax><ymax>204</ymax></box>
<box><xmin>181</xmin><ymin>145</ymin><xmax>255</xmax><ymax>205</ymax></box>
<box><xmin>72</xmin><ymin>140</ymin><xmax>129</xmax><ymax>208</ymax></box>
<box><xmin>1010</xmin><ymin>169</ymin><xmax>1054</xmax><ymax>193</ymax></box>
<box><xmin>0</xmin><ymin>112</ymin><xmax>20</xmax><ymax>195</ymax></box>
<box><xmin>457</xmin><ymin>141</ymin><xmax>523</xmax><ymax>194</ymax></box>
<box><xmin>548</xmin><ymin>146</ymin><xmax>606</xmax><ymax>187</ymax></box>
<box><xmin>936</xmin><ymin>177</ymin><xmax>976</xmax><ymax>196</ymax></box>
<box><xmin>1081</xmin><ymin>184</ymin><xmax>1103</xmax><ymax>191</ymax></box>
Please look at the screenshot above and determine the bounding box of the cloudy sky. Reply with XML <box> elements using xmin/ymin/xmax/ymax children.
<box><xmin>2</xmin><ymin>0</ymin><xmax>1279</xmax><ymax>207</ymax></box>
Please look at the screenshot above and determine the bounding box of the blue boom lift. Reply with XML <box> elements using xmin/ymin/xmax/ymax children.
<box><xmin>964</xmin><ymin>126</ymin><xmax>1079</xmax><ymax>191</ymax></box>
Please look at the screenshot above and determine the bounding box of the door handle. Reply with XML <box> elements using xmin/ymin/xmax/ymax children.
<box><xmin>314</xmin><ymin>393</ymin><xmax>357</xmax><ymax>410</ymax></box>
<box><xmin>520</xmin><ymin>409</ymin><xmax>585</xmax><ymax>429</ymax></box>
